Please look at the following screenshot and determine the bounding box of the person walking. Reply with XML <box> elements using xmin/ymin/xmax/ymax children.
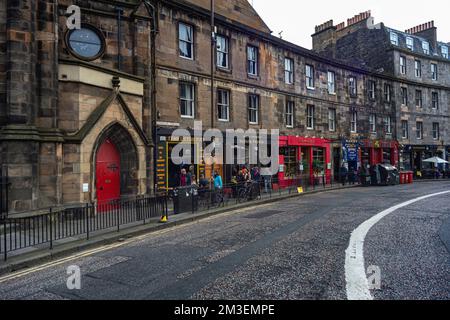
<box><xmin>213</xmin><ymin>172</ymin><xmax>223</xmax><ymax>205</ymax></box>
<box><xmin>179</xmin><ymin>168</ymin><xmax>187</xmax><ymax>187</ymax></box>
<box><xmin>340</xmin><ymin>164</ymin><xmax>348</xmax><ymax>186</ymax></box>
<box><xmin>348</xmin><ymin>166</ymin><xmax>356</xmax><ymax>185</ymax></box>
<box><xmin>263</xmin><ymin>174</ymin><xmax>272</xmax><ymax>194</ymax></box>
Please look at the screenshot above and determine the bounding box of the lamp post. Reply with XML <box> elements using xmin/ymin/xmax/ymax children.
<box><xmin>210</xmin><ymin>0</ymin><xmax>216</xmax><ymax>179</ymax></box>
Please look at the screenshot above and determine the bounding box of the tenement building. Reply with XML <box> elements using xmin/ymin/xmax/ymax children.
<box><xmin>312</xmin><ymin>11</ymin><xmax>450</xmax><ymax>172</ymax></box>
<box><xmin>0</xmin><ymin>0</ymin><xmax>448</xmax><ymax>214</ymax></box>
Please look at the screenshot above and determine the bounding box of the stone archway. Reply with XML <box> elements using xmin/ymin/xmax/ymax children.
<box><xmin>94</xmin><ymin>123</ymin><xmax>139</xmax><ymax>199</ymax></box>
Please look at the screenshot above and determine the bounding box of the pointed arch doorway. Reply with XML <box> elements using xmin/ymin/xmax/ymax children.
<box><xmin>94</xmin><ymin>123</ymin><xmax>139</xmax><ymax>204</ymax></box>
<box><xmin>96</xmin><ymin>139</ymin><xmax>121</xmax><ymax>204</ymax></box>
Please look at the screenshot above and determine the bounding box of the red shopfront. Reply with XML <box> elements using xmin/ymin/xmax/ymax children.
<box><xmin>278</xmin><ymin>136</ymin><xmax>331</xmax><ymax>188</ymax></box>
<box><xmin>360</xmin><ymin>140</ymin><xmax>399</xmax><ymax>167</ymax></box>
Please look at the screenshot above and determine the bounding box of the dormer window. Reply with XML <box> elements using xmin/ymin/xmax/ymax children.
<box><xmin>442</xmin><ymin>46</ymin><xmax>449</xmax><ymax>59</ymax></box>
<box><xmin>422</xmin><ymin>41</ymin><xmax>430</xmax><ymax>55</ymax></box>
<box><xmin>390</xmin><ymin>32</ymin><xmax>398</xmax><ymax>45</ymax></box>
<box><xmin>406</xmin><ymin>37</ymin><xmax>414</xmax><ymax>51</ymax></box>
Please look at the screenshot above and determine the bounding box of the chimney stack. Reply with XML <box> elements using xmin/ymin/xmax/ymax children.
<box><xmin>347</xmin><ymin>10</ymin><xmax>371</xmax><ymax>27</ymax></box>
<box><xmin>314</xmin><ymin>19</ymin><xmax>334</xmax><ymax>34</ymax></box>
<box><xmin>405</xmin><ymin>21</ymin><xmax>437</xmax><ymax>50</ymax></box>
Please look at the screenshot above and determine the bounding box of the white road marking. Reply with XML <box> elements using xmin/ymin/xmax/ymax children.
<box><xmin>345</xmin><ymin>190</ymin><xmax>450</xmax><ymax>300</ymax></box>
<box><xmin>0</xmin><ymin>203</ymin><xmax>270</xmax><ymax>283</ymax></box>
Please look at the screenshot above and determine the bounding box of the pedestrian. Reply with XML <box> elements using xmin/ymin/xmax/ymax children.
<box><xmin>213</xmin><ymin>171</ymin><xmax>223</xmax><ymax>190</ymax></box>
<box><xmin>191</xmin><ymin>175</ymin><xmax>198</xmax><ymax>187</ymax></box>
<box><xmin>179</xmin><ymin>168</ymin><xmax>187</xmax><ymax>187</ymax></box>
<box><xmin>339</xmin><ymin>164</ymin><xmax>348</xmax><ymax>186</ymax></box>
<box><xmin>263</xmin><ymin>174</ymin><xmax>272</xmax><ymax>193</ymax></box>
<box><xmin>199</xmin><ymin>174</ymin><xmax>209</xmax><ymax>189</ymax></box>
<box><xmin>213</xmin><ymin>171</ymin><xmax>223</xmax><ymax>205</ymax></box>
<box><xmin>348</xmin><ymin>166</ymin><xmax>356</xmax><ymax>185</ymax></box>
<box><xmin>186</xmin><ymin>165</ymin><xmax>194</xmax><ymax>185</ymax></box>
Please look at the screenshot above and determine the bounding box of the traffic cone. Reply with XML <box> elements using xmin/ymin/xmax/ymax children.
<box><xmin>160</xmin><ymin>214</ymin><xmax>168</xmax><ymax>223</ymax></box>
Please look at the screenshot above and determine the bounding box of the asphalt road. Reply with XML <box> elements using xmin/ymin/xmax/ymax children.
<box><xmin>0</xmin><ymin>182</ymin><xmax>449</xmax><ymax>300</ymax></box>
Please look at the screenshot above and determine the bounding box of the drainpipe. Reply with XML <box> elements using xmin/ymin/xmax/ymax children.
<box><xmin>116</xmin><ymin>7</ymin><xmax>124</xmax><ymax>71</ymax></box>
<box><xmin>143</xmin><ymin>1</ymin><xmax>159</xmax><ymax>194</ymax></box>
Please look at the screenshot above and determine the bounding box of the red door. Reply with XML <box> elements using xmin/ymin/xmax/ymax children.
<box><xmin>96</xmin><ymin>139</ymin><xmax>120</xmax><ymax>204</ymax></box>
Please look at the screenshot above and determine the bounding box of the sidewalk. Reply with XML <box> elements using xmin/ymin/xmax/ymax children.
<box><xmin>0</xmin><ymin>183</ymin><xmax>358</xmax><ymax>276</ymax></box>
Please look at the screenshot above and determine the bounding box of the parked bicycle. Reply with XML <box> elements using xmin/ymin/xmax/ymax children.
<box><xmin>237</xmin><ymin>181</ymin><xmax>260</xmax><ymax>203</ymax></box>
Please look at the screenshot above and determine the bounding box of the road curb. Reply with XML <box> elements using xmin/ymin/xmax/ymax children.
<box><xmin>0</xmin><ymin>184</ymin><xmax>358</xmax><ymax>276</ymax></box>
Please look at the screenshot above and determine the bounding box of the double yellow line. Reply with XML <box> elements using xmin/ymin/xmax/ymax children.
<box><xmin>0</xmin><ymin>203</ymin><xmax>268</xmax><ymax>284</ymax></box>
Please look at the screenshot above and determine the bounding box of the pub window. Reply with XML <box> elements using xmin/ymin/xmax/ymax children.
<box><xmin>282</xmin><ymin>147</ymin><xmax>299</xmax><ymax>178</ymax></box>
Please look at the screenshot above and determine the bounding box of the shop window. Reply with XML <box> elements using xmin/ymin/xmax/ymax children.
<box><xmin>281</xmin><ymin>147</ymin><xmax>299</xmax><ymax>178</ymax></box>
<box><xmin>312</xmin><ymin>147</ymin><xmax>325</xmax><ymax>176</ymax></box>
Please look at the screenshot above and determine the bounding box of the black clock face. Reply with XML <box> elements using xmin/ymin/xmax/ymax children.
<box><xmin>68</xmin><ymin>27</ymin><xmax>103</xmax><ymax>60</ymax></box>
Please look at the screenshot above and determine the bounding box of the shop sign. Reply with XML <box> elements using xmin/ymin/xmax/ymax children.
<box><xmin>347</xmin><ymin>148</ymin><xmax>358</xmax><ymax>161</ymax></box>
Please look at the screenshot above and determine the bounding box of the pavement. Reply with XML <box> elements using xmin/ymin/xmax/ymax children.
<box><xmin>0</xmin><ymin>181</ymin><xmax>449</xmax><ymax>300</ymax></box>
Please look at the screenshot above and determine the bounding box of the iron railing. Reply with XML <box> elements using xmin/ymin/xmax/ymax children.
<box><xmin>0</xmin><ymin>168</ymin><xmax>9</xmax><ymax>220</ymax></box>
<box><xmin>177</xmin><ymin>174</ymin><xmax>345</xmax><ymax>213</ymax></box>
<box><xmin>1</xmin><ymin>195</ymin><xmax>168</xmax><ymax>261</ymax></box>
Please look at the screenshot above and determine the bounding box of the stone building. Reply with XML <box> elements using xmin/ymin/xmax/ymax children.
<box><xmin>0</xmin><ymin>0</ymin><xmax>156</xmax><ymax>213</ymax></box>
<box><xmin>312</xmin><ymin>11</ymin><xmax>450</xmax><ymax>172</ymax></box>
<box><xmin>152</xmin><ymin>2</ymin><xmax>400</xmax><ymax>189</ymax></box>
<box><xmin>0</xmin><ymin>0</ymin><xmax>448</xmax><ymax>214</ymax></box>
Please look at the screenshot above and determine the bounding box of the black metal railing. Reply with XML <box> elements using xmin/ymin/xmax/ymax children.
<box><xmin>0</xmin><ymin>169</ymin><xmax>9</xmax><ymax>220</ymax></box>
<box><xmin>169</xmin><ymin>174</ymin><xmax>345</xmax><ymax>214</ymax></box>
<box><xmin>1</xmin><ymin>195</ymin><xmax>168</xmax><ymax>261</ymax></box>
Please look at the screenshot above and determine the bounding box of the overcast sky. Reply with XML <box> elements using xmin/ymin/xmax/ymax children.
<box><xmin>251</xmin><ymin>0</ymin><xmax>450</xmax><ymax>49</ymax></box>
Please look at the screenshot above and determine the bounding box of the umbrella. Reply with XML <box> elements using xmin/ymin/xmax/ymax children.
<box><xmin>422</xmin><ymin>157</ymin><xmax>449</xmax><ymax>164</ymax></box>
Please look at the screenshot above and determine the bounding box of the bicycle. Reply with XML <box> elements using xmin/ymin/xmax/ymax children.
<box><xmin>237</xmin><ymin>181</ymin><xmax>260</xmax><ymax>203</ymax></box>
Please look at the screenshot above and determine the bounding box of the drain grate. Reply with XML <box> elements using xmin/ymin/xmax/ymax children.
<box><xmin>244</xmin><ymin>210</ymin><xmax>280</xmax><ymax>219</ymax></box>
